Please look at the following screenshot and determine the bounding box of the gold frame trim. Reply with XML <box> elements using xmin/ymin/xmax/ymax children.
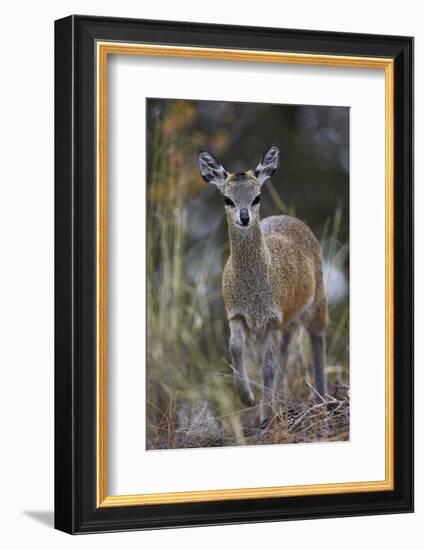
<box><xmin>96</xmin><ymin>42</ymin><xmax>395</xmax><ymax>508</ymax></box>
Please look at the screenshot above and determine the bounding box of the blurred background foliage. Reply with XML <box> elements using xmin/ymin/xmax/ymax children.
<box><xmin>146</xmin><ymin>98</ymin><xmax>350</xmax><ymax>450</ymax></box>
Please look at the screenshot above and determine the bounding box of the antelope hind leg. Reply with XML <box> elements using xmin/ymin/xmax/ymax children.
<box><xmin>309</xmin><ymin>331</ymin><xmax>327</xmax><ymax>397</ymax></box>
<box><xmin>229</xmin><ymin>319</ymin><xmax>255</xmax><ymax>407</ymax></box>
<box><xmin>273</xmin><ymin>325</ymin><xmax>296</xmax><ymax>401</ymax></box>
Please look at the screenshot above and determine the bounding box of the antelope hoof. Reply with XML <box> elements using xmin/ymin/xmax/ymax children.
<box><xmin>259</xmin><ymin>417</ymin><xmax>270</xmax><ymax>429</ymax></box>
<box><xmin>259</xmin><ymin>403</ymin><xmax>272</xmax><ymax>426</ymax></box>
<box><xmin>240</xmin><ymin>390</ymin><xmax>255</xmax><ymax>408</ymax></box>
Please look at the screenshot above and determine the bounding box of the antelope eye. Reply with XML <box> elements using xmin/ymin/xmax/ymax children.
<box><xmin>251</xmin><ymin>194</ymin><xmax>261</xmax><ymax>206</ymax></box>
<box><xmin>224</xmin><ymin>196</ymin><xmax>235</xmax><ymax>208</ymax></box>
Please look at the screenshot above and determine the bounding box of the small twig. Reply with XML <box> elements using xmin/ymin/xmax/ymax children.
<box><xmin>288</xmin><ymin>402</ymin><xmax>329</xmax><ymax>431</ymax></box>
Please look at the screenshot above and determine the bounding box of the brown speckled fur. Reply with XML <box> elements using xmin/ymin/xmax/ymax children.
<box><xmin>223</xmin><ymin>214</ymin><xmax>328</xmax><ymax>335</ymax></box>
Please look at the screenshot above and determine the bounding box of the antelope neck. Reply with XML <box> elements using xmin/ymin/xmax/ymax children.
<box><xmin>228</xmin><ymin>218</ymin><xmax>270</xmax><ymax>271</ymax></box>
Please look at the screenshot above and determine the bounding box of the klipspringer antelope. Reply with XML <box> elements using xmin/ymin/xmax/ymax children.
<box><xmin>199</xmin><ymin>145</ymin><xmax>329</xmax><ymax>424</ymax></box>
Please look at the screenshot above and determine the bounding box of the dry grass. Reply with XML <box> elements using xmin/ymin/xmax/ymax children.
<box><xmin>147</xmin><ymin>375</ymin><xmax>349</xmax><ymax>450</ymax></box>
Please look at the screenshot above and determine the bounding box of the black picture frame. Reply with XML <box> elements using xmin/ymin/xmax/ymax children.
<box><xmin>55</xmin><ymin>14</ymin><xmax>414</xmax><ymax>534</ymax></box>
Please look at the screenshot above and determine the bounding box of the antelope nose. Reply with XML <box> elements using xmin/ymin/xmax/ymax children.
<box><xmin>240</xmin><ymin>209</ymin><xmax>250</xmax><ymax>226</ymax></box>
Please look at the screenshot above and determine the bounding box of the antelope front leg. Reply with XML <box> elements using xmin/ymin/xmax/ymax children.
<box><xmin>229</xmin><ymin>319</ymin><xmax>255</xmax><ymax>407</ymax></box>
<box><xmin>260</xmin><ymin>326</ymin><xmax>283</xmax><ymax>425</ymax></box>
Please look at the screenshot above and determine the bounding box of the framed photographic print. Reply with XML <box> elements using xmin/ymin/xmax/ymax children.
<box><xmin>54</xmin><ymin>15</ymin><xmax>414</xmax><ymax>534</ymax></box>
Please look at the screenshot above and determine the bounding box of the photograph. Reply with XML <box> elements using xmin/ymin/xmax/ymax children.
<box><xmin>146</xmin><ymin>97</ymin><xmax>350</xmax><ymax>450</ymax></box>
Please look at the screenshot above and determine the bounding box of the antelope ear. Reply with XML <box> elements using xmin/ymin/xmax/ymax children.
<box><xmin>198</xmin><ymin>151</ymin><xmax>229</xmax><ymax>189</ymax></box>
<box><xmin>254</xmin><ymin>145</ymin><xmax>280</xmax><ymax>184</ymax></box>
